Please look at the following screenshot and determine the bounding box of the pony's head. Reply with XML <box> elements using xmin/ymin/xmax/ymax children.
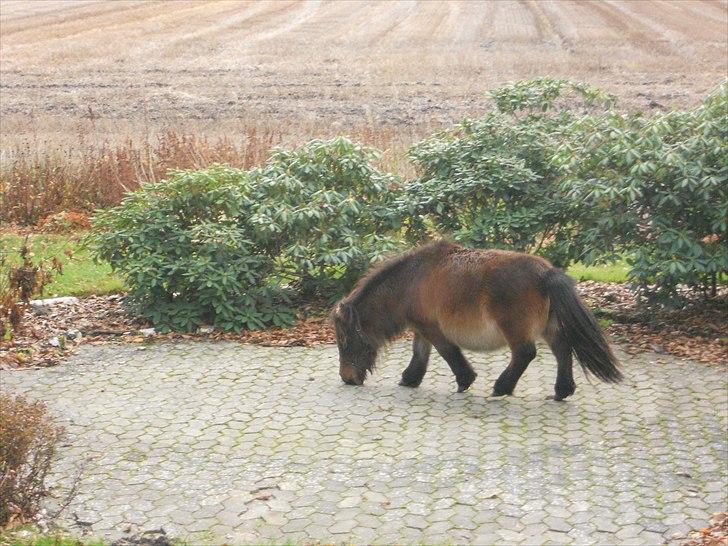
<box><xmin>331</xmin><ymin>301</ymin><xmax>377</xmax><ymax>385</ymax></box>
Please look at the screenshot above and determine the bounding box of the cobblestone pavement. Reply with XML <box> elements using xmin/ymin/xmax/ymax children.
<box><xmin>1</xmin><ymin>341</ymin><xmax>726</xmax><ymax>545</ymax></box>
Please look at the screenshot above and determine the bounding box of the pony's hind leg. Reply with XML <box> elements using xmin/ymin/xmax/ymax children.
<box><xmin>399</xmin><ymin>332</ymin><xmax>432</xmax><ymax>388</ymax></box>
<box><xmin>546</xmin><ymin>332</ymin><xmax>576</xmax><ymax>401</ymax></box>
<box><xmin>492</xmin><ymin>341</ymin><xmax>537</xmax><ymax>397</ymax></box>
<box><xmin>491</xmin><ymin>299</ymin><xmax>546</xmax><ymax>396</ymax></box>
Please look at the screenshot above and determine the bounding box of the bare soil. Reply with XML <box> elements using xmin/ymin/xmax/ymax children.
<box><xmin>1</xmin><ymin>0</ymin><xmax>726</xmax><ymax>148</ymax></box>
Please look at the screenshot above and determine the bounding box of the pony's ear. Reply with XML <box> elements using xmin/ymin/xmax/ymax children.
<box><xmin>331</xmin><ymin>302</ymin><xmax>346</xmax><ymax>325</ymax></box>
<box><xmin>332</xmin><ymin>301</ymin><xmax>358</xmax><ymax>330</ymax></box>
<box><xmin>331</xmin><ymin>302</ymin><xmax>354</xmax><ymax>348</ymax></box>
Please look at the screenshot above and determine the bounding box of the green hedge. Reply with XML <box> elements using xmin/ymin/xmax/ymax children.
<box><xmin>399</xmin><ymin>79</ymin><xmax>614</xmax><ymax>266</ymax></box>
<box><xmin>556</xmin><ymin>83</ymin><xmax>727</xmax><ymax>299</ymax></box>
<box><xmin>89</xmin><ymin>138</ymin><xmax>402</xmax><ymax>332</ymax></box>
<box><xmin>90</xmin><ymin>79</ymin><xmax>727</xmax><ymax>331</ymax></box>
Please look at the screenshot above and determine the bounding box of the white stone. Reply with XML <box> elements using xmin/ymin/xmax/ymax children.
<box><xmin>30</xmin><ymin>296</ymin><xmax>78</xmax><ymax>308</ymax></box>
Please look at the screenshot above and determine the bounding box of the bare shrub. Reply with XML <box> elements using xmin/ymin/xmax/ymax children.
<box><xmin>0</xmin><ymin>393</ymin><xmax>65</xmax><ymax>527</ymax></box>
<box><xmin>0</xmin><ymin>128</ymin><xmax>282</xmax><ymax>226</ymax></box>
<box><xmin>0</xmin><ymin>123</ymin><xmax>429</xmax><ymax>226</ymax></box>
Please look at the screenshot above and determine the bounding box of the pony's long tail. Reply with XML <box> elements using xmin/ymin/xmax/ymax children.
<box><xmin>542</xmin><ymin>268</ymin><xmax>623</xmax><ymax>383</ymax></box>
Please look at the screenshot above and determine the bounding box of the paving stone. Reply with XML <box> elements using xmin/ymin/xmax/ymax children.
<box><xmin>329</xmin><ymin>519</ymin><xmax>357</xmax><ymax>534</ymax></box>
<box><xmin>544</xmin><ymin>516</ymin><xmax>572</xmax><ymax>533</ymax></box>
<box><xmin>593</xmin><ymin>516</ymin><xmax>621</xmax><ymax>534</ymax></box>
<box><xmin>616</xmin><ymin>523</ymin><xmax>645</xmax><ymax>539</ymax></box>
<box><xmin>496</xmin><ymin>528</ymin><xmax>526</xmax><ymax>543</ymax></box>
<box><xmin>520</xmin><ymin>510</ymin><xmax>548</xmax><ymax>526</ymax></box>
<box><xmin>471</xmin><ymin>531</ymin><xmax>500</xmax><ymax>545</ymax></box>
<box><xmin>639</xmin><ymin>529</ymin><xmax>668</xmax><ymax>544</ymax></box>
<box><xmin>0</xmin><ymin>340</ymin><xmax>724</xmax><ymax>545</ymax></box>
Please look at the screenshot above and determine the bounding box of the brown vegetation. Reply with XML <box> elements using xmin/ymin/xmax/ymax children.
<box><xmin>0</xmin><ymin>393</ymin><xmax>65</xmax><ymax>528</ymax></box>
<box><xmin>0</xmin><ymin>125</ymin><xmax>428</xmax><ymax>225</ymax></box>
<box><xmin>677</xmin><ymin>512</ymin><xmax>728</xmax><ymax>546</ymax></box>
<box><xmin>0</xmin><ymin>129</ymin><xmax>283</xmax><ymax>225</ymax></box>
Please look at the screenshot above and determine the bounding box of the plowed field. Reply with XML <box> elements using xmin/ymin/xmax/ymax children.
<box><xmin>1</xmin><ymin>0</ymin><xmax>726</xmax><ymax>145</ymax></box>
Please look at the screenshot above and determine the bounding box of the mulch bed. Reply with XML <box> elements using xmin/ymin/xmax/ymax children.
<box><xmin>674</xmin><ymin>512</ymin><xmax>728</xmax><ymax>546</ymax></box>
<box><xmin>576</xmin><ymin>281</ymin><xmax>727</xmax><ymax>365</ymax></box>
<box><xmin>1</xmin><ymin>282</ymin><xmax>726</xmax><ymax>369</ymax></box>
<box><xmin>0</xmin><ymin>296</ymin><xmax>337</xmax><ymax>369</ymax></box>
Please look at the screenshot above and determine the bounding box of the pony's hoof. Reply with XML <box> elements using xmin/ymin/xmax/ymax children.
<box><xmin>491</xmin><ymin>378</ymin><xmax>515</xmax><ymax>397</ymax></box>
<box><xmin>491</xmin><ymin>388</ymin><xmax>512</xmax><ymax>397</ymax></box>
<box><xmin>342</xmin><ymin>378</ymin><xmax>363</xmax><ymax>386</ymax></box>
<box><xmin>399</xmin><ymin>379</ymin><xmax>420</xmax><ymax>388</ymax></box>
<box><xmin>552</xmin><ymin>382</ymin><xmax>576</xmax><ymax>401</ymax></box>
<box><xmin>546</xmin><ymin>394</ymin><xmax>568</xmax><ymax>402</ymax></box>
<box><xmin>456</xmin><ymin>372</ymin><xmax>477</xmax><ymax>392</ymax></box>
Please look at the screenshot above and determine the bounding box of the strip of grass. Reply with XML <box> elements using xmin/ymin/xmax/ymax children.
<box><xmin>0</xmin><ymin>233</ymin><xmax>124</xmax><ymax>297</ymax></box>
<box><xmin>0</xmin><ymin>527</ymin><xmax>107</xmax><ymax>546</ymax></box>
<box><xmin>4</xmin><ymin>536</ymin><xmax>106</xmax><ymax>546</ymax></box>
<box><xmin>1</xmin><ymin>232</ymin><xmax>629</xmax><ymax>298</ymax></box>
<box><xmin>567</xmin><ymin>259</ymin><xmax>629</xmax><ymax>283</ymax></box>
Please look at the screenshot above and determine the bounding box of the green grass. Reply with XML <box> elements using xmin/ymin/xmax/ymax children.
<box><xmin>567</xmin><ymin>259</ymin><xmax>629</xmax><ymax>283</ymax></box>
<box><xmin>0</xmin><ymin>232</ymin><xmax>629</xmax><ymax>299</ymax></box>
<box><xmin>0</xmin><ymin>527</ymin><xmax>107</xmax><ymax>546</ymax></box>
<box><xmin>6</xmin><ymin>537</ymin><xmax>106</xmax><ymax>546</ymax></box>
<box><xmin>0</xmin><ymin>233</ymin><xmax>124</xmax><ymax>297</ymax></box>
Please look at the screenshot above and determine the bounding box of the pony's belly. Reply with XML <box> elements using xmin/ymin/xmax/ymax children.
<box><xmin>441</xmin><ymin>320</ymin><xmax>508</xmax><ymax>352</ymax></box>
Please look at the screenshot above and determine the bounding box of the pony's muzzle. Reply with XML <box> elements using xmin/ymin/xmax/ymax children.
<box><xmin>339</xmin><ymin>363</ymin><xmax>363</xmax><ymax>385</ymax></box>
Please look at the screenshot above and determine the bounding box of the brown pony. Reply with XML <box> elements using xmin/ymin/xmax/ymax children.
<box><xmin>331</xmin><ymin>240</ymin><xmax>622</xmax><ymax>400</ymax></box>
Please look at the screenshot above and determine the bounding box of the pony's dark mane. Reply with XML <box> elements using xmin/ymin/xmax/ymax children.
<box><xmin>346</xmin><ymin>240</ymin><xmax>454</xmax><ymax>305</ymax></box>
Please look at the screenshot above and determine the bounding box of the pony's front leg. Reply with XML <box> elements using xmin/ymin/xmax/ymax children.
<box><xmin>399</xmin><ymin>332</ymin><xmax>432</xmax><ymax>388</ymax></box>
<box><xmin>436</xmin><ymin>342</ymin><xmax>477</xmax><ymax>392</ymax></box>
<box><xmin>429</xmin><ymin>339</ymin><xmax>477</xmax><ymax>393</ymax></box>
<box><xmin>408</xmin><ymin>325</ymin><xmax>477</xmax><ymax>392</ymax></box>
